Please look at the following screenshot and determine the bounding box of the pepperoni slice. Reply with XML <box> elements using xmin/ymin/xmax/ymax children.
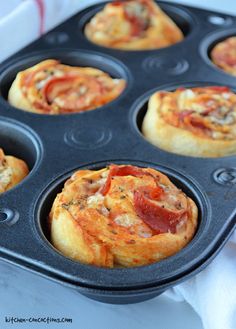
<box><xmin>189</xmin><ymin>117</ymin><xmax>208</xmax><ymax>130</ymax></box>
<box><xmin>42</xmin><ymin>75</ymin><xmax>103</xmax><ymax>112</ymax></box>
<box><xmin>176</xmin><ymin>87</ymin><xmax>186</xmax><ymax>92</ymax></box>
<box><xmin>133</xmin><ymin>189</ymin><xmax>186</xmax><ymax>234</ymax></box>
<box><xmin>137</xmin><ymin>185</ymin><xmax>164</xmax><ymax>201</ymax></box>
<box><xmin>112</xmin><ymin>1</ymin><xmax>123</xmax><ymax>6</ymax></box>
<box><xmin>223</xmin><ymin>56</ymin><xmax>236</xmax><ymax>66</ymax></box>
<box><xmin>100</xmin><ymin>164</ymin><xmax>186</xmax><ymax>234</ymax></box>
<box><xmin>21</xmin><ymin>60</ymin><xmax>59</xmax><ymax>89</ymax></box>
<box><xmin>123</xmin><ymin>2</ymin><xmax>149</xmax><ymax>37</ymax></box>
<box><xmin>100</xmin><ymin>164</ymin><xmax>146</xmax><ymax>195</ymax></box>
<box><xmin>125</xmin><ymin>13</ymin><xmax>147</xmax><ymax>37</ymax></box>
<box><xmin>207</xmin><ymin>86</ymin><xmax>230</xmax><ymax>93</ymax></box>
<box><xmin>178</xmin><ymin>110</ymin><xmax>194</xmax><ymax>121</ymax></box>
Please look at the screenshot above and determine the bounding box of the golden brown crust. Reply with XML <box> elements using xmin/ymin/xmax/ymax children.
<box><xmin>211</xmin><ymin>37</ymin><xmax>236</xmax><ymax>76</ymax></box>
<box><xmin>49</xmin><ymin>165</ymin><xmax>198</xmax><ymax>268</ymax></box>
<box><xmin>8</xmin><ymin>59</ymin><xmax>126</xmax><ymax>114</ymax></box>
<box><xmin>85</xmin><ymin>0</ymin><xmax>183</xmax><ymax>50</ymax></box>
<box><xmin>142</xmin><ymin>86</ymin><xmax>236</xmax><ymax>157</ymax></box>
<box><xmin>0</xmin><ymin>148</ymin><xmax>29</xmax><ymax>193</ymax></box>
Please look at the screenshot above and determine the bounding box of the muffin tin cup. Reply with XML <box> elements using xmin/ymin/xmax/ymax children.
<box><xmin>34</xmin><ymin>160</ymin><xmax>208</xmax><ymax>287</ymax></box>
<box><xmin>0</xmin><ymin>117</ymin><xmax>42</xmax><ymax>226</ymax></box>
<box><xmin>200</xmin><ymin>28</ymin><xmax>236</xmax><ymax>79</ymax></box>
<box><xmin>78</xmin><ymin>1</ymin><xmax>197</xmax><ymax>49</ymax></box>
<box><xmin>131</xmin><ymin>80</ymin><xmax>236</xmax><ymax>143</ymax></box>
<box><xmin>0</xmin><ymin>116</ymin><xmax>41</xmax><ymax>168</ymax></box>
<box><xmin>0</xmin><ymin>1</ymin><xmax>236</xmax><ymax>304</ymax></box>
<box><xmin>0</xmin><ymin>49</ymin><xmax>131</xmax><ymax>117</ymax></box>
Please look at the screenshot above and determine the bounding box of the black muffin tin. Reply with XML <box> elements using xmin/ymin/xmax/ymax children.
<box><xmin>0</xmin><ymin>1</ymin><xmax>236</xmax><ymax>304</ymax></box>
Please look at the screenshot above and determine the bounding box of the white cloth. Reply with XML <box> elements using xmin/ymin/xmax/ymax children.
<box><xmin>0</xmin><ymin>0</ymin><xmax>103</xmax><ymax>63</ymax></box>
<box><xmin>165</xmin><ymin>231</ymin><xmax>236</xmax><ymax>329</ymax></box>
<box><xmin>1</xmin><ymin>1</ymin><xmax>236</xmax><ymax>329</ymax></box>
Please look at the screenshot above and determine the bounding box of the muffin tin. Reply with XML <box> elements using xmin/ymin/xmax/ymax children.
<box><xmin>0</xmin><ymin>1</ymin><xmax>236</xmax><ymax>304</ymax></box>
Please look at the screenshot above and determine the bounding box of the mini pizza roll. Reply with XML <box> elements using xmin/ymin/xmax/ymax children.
<box><xmin>85</xmin><ymin>0</ymin><xmax>183</xmax><ymax>50</ymax></box>
<box><xmin>211</xmin><ymin>37</ymin><xmax>236</xmax><ymax>76</ymax></box>
<box><xmin>0</xmin><ymin>148</ymin><xmax>29</xmax><ymax>193</ymax></box>
<box><xmin>8</xmin><ymin>59</ymin><xmax>126</xmax><ymax>114</ymax></box>
<box><xmin>142</xmin><ymin>86</ymin><xmax>236</xmax><ymax>157</ymax></box>
<box><xmin>49</xmin><ymin>164</ymin><xmax>198</xmax><ymax>267</ymax></box>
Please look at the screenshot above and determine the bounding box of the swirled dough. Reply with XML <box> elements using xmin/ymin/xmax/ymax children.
<box><xmin>85</xmin><ymin>0</ymin><xmax>183</xmax><ymax>50</ymax></box>
<box><xmin>49</xmin><ymin>164</ymin><xmax>198</xmax><ymax>267</ymax></box>
<box><xmin>211</xmin><ymin>37</ymin><xmax>236</xmax><ymax>77</ymax></box>
<box><xmin>142</xmin><ymin>86</ymin><xmax>236</xmax><ymax>157</ymax></box>
<box><xmin>8</xmin><ymin>59</ymin><xmax>126</xmax><ymax>114</ymax></box>
<box><xmin>0</xmin><ymin>148</ymin><xmax>29</xmax><ymax>193</ymax></box>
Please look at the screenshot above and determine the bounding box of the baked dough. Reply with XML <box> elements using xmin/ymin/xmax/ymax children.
<box><xmin>85</xmin><ymin>0</ymin><xmax>183</xmax><ymax>50</ymax></box>
<box><xmin>142</xmin><ymin>86</ymin><xmax>236</xmax><ymax>157</ymax></box>
<box><xmin>8</xmin><ymin>59</ymin><xmax>126</xmax><ymax>114</ymax></box>
<box><xmin>49</xmin><ymin>164</ymin><xmax>198</xmax><ymax>267</ymax></box>
<box><xmin>211</xmin><ymin>37</ymin><xmax>236</xmax><ymax>76</ymax></box>
<box><xmin>0</xmin><ymin>148</ymin><xmax>29</xmax><ymax>193</ymax></box>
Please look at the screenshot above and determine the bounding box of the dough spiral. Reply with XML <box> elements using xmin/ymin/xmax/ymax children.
<box><xmin>142</xmin><ymin>86</ymin><xmax>236</xmax><ymax>157</ymax></box>
<box><xmin>85</xmin><ymin>0</ymin><xmax>183</xmax><ymax>50</ymax></box>
<box><xmin>0</xmin><ymin>148</ymin><xmax>29</xmax><ymax>193</ymax></box>
<box><xmin>8</xmin><ymin>59</ymin><xmax>126</xmax><ymax>114</ymax></box>
<box><xmin>49</xmin><ymin>164</ymin><xmax>198</xmax><ymax>267</ymax></box>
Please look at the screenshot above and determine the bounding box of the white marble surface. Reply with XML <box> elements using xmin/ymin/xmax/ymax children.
<box><xmin>1</xmin><ymin>1</ymin><xmax>236</xmax><ymax>329</ymax></box>
<box><xmin>0</xmin><ymin>260</ymin><xmax>202</xmax><ymax>329</ymax></box>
